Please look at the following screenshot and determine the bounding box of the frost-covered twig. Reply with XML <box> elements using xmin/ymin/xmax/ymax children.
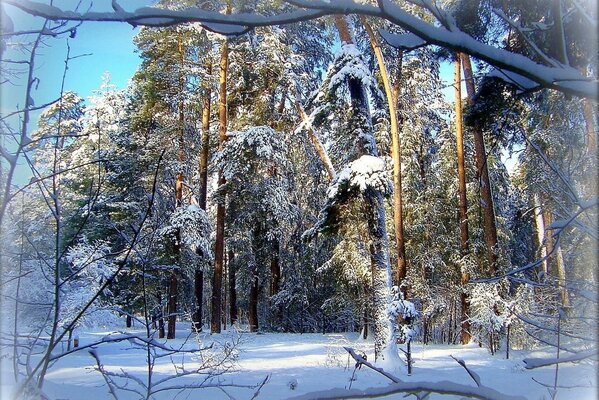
<box><xmin>344</xmin><ymin>346</ymin><xmax>401</xmax><ymax>383</ymax></box>
<box><xmin>250</xmin><ymin>375</ymin><xmax>270</xmax><ymax>400</ymax></box>
<box><xmin>88</xmin><ymin>350</ymin><xmax>120</xmax><ymax>400</ymax></box>
<box><xmin>492</xmin><ymin>8</ymin><xmax>559</xmax><ymax>68</ymax></box>
<box><xmin>450</xmin><ymin>355</ymin><xmax>481</xmax><ymax>387</ymax></box>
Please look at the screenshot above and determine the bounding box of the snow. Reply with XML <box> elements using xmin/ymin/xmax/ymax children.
<box><xmin>327</xmin><ymin>155</ymin><xmax>392</xmax><ymax>199</ymax></box>
<box><xmin>378</xmin><ymin>30</ymin><xmax>427</xmax><ymax>50</ymax></box>
<box><xmin>2</xmin><ymin>322</ymin><xmax>596</xmax><ymax>399</ymax></box>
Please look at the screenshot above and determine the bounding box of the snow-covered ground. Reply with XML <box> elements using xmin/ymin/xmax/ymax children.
<box><xmin>2</xmin><ymin>322</ymin><xmax>597</xmax><ymax>399</ymax></box>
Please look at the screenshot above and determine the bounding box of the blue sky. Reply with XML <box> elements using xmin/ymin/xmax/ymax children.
<box><xmin>2</xmin><ymin>1</ymin><xmax>151</xmax><ymax>111</ymax></box>
<box><xmin>2</xmin><ymin>1</ymin><xmax>150</xmax><ymax>183</ymax></box>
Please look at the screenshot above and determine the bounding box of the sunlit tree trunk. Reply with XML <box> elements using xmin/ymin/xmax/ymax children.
<box><xmin>212</xmin><ymin>3</ymin><xmax>231</xmax><ymax>334</ymax></box>
<box><xmin>293</xmin><ymin>85</ymin><xmax>335</xmax><ymax>180</ymax></box>
<box><xmin>461</xmin><ymin>53</ymin><xmax>499</xmax><ymax>275</ymax></box>
<box><xmin>533</xmin><ymin>193</ymin><xmax>549</xmax><ymax>277</ymax></box>
<box><xmin>454</xmin><ymin>54</ymin><xmax>471</xmax><ymax>345</ymax></box>
<box><xmin>334</xmin><ymin>15</ymin><xmax>398</xmax><ymax>363</ymax></box>
<box><xmin>360</xmin><ymin>16</ymin><xmax>407</xmax><ymax>297</ymax></box>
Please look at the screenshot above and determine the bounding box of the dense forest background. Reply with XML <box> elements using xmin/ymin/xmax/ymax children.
<box><xmin>0</xmin><ymin>0</ymin><xmax>597</xmax><ymax>398</ymax></box>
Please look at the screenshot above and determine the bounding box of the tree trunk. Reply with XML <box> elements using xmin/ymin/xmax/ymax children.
<box><xmin>193</xmin><ymin>62</ymin><xmax>212</xmax><ymax>333</ymax></box>
<box><xmin>167</xmin><ymin>268</ymin><xmax>178</xmax><ymax>339</ymax></box>
<box><xmin>454</xmin><ymin>54</ymin><xmax>472</xmax><ymax>345</ymax></box>
<box><xmin>212</xmin><ymin>4</ymin><xmax>230</xmax><ymax>334</ymax></box>
<box><xmin>292</xmin><ymin>86</ymin><xmax>336</xmax><ymax>181</ymax></box>
<box><xmin>157</xmin><ymin>291</ymin><xmax>165</xmax><ymax>339</ymax></box>
<box><xmin>198</xmin><ymin>62</ymin><xmax>211</xmax><ymax>210</ymax></box>
<box><xmin>555</xmin><ymin>244</ymin><xmax>570</xmax><ymax>307</ymax></box>
<box><xmin>533</xmin><ymin>193</ymin><xmax>549</xmax><ymax>277</ymax></box>
<box><xmin>549</xmin><ymin>0</ymin><xmax>569</xmax><ymax>66</ymax></box>
<box><xmin>334</xmin><ymin>15</ymin><xmax>353</xmax><ymax>44</ymax></box>
<box><xmin>542</xmin><ymin>209</ymin><xmax>555</xmax><ymax>274</ymax></box>
<box><xmin>334</xmin><ymin>13</ymin><xmax>398</xmax><ymax>363</ymax></box>
<box><xmin>168</xmin><ymin>33</ymin><xmax>186</xmax><ymax>340</ymax></box>
<box><xmin>362</xmin><ymin>304</ymin><xmax>369</xmax><ymax>340</ymax></box>
<box><xmin>461</xmin><ymin>53</ymin><xmax>499</xmax><ymax>276</ymax></box>
<box><xmin>228</xmin><ymin>249</ymin><xmax>237</xmax><ymax>326</ymax></box>
<box><xmin>361</xmin><ymin>16</ymin><xmax>407</xmax><ymax>297</ymax></box>
<box><xmin>249</xmin><ymin>270</ymin><xmax>259</xmax><ymax>333</ymax></box>
<box><xmin>270</xmin><ymin>240</ymin><xmax>281</xmax><ymax>297</ymax></box>
<box><xmin>190</xmin><ymin>270</ymin><xmax>203</xmax><ymax>332</ymax></box>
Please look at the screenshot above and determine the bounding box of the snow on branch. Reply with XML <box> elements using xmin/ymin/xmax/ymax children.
<box><xmin>3</xmin><ymin>0</ymin><xmax>326</xmax><ymax>34</ymax></box>
<box><xmin>5</xmin><ymin>0</ymin><xmax>597</xmax><ymax>98</ymax></box>
<box><xmin>303</xmin><ymin>155</ymin><xmax>391</xmax><ymax>239</ymax></box>
<box><xmin>328</xmin><ymin>155</ymin><xmax>392</xmax><ymax>199</ymax></box>
<box><xmin>288</xmin><ymin>0</ymin><xmax>598</xmax><ymax>100</ymax></box>
<box><xmin>523</xmin><ymin>348</ymin><xmax>598</xmax><ymax>369</ymax></box>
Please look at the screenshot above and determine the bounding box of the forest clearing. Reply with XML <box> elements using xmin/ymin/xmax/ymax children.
<box><xmin>0</xmin><ymin>0</ymin><xmax>597</xmax><ymax>399</ymax></box>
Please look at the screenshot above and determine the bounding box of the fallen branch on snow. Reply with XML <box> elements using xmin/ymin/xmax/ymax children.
<box><xmin>523</xmin><ymin>348</ymin><xmax>598</xmax><ymax>369</ymax></box>
<box><xmin>287</xmin><ymin>347</ymin><xmax>527</xmax><ymax>400</ymax></box>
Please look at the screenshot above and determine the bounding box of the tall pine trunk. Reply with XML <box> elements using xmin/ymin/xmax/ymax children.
<box><xmin>168</xmin><ymin>33</ymin><xmax>186</xmax><ymax>339</ymax></box>
<box><xmin>192</xmin><ymin>61</ymin><xmax>211</xmax><ymax>332</ymax></box>
<box><xmin>454</xmin><ymin>54</ymin><xmax>471</xmax><ymax>345</ymax></box>
<box><xmin>461</xmin><ymin>53</ymin><xmax>499</xmax><ymax>276</ymax></box>
<box><xmin>360</xmin><ymin>17</ymin><xmax>407</xmax><ymax>296</ymax></box>
<box><xmin>212</xmin><ymin>4</ymin><xmax>230</xmax><ymax>334</ymax></box>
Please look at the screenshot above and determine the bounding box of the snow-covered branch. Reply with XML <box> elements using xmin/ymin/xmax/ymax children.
<box><xmin>287</xmin><ymin>346</ymin><xmax>526</xmax><ymax>400</ymax></box>
<box><xmin>4</xmin><ymin>0</ymin><xmax>597</xmax><ymax>99</ymax></box>
<box><xmin>288</xmin><ymin>378</ymin><xmax>526</xmax><ymax>400</ymax></box>
<box><xmin>523</xmin><ymin>348</ymin><xmax>598</xmax><ymax>369</ymax></box>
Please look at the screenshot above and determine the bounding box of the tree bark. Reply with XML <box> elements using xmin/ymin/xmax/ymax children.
<box><xmin>198</xmin><ymin>62</ymin><xmax>212</xmax><ymax>210</ymax></box>
<box><xmin>157</xmin><ymin>291</ymin><xmax>165</xmax><ymax>339</ymax></box>
<box><xmin>168</xmin><ymin>33</ymin><xmax>186</xmax><ymax>340</ymax></box>
<box><xmin>360</xmin><ymin>16</ymin><xmax>407</xmax><ymax>297</ymax></box>
<box><xmin>334</xmin><ymin>15</ymin><xmax>353</xmax><ymax>44</ymax></box>
<box><xmin>542</xmin><ymin>209</ymin><xmax>555</xmax><ymax>274</ymax></box>
<box><xmin>461</xmin><ymin>53</ymin><xmax>499</xmax><ymax>276</ymax></box>
<box><xmin>533</xmin><ymin>193</ymin><xmax>549</xmax><ymax>277</ymax></box>
<box><xmin>555</xmin><ymin>243</ymin><xmax>570</xmax><ymax>307</ymax></box>
<box><xmin>347</xmin><ymin>50</ymin><xmax>398</xmax><ymax>364</ymax></box>
<box><xmin>211</xmin><ymin>3</ymin><xmax>231</xmax><ymax>334</ymax></box>
<box><xmin>192</xmin><ymin>63</ymin><xmax>211</xmax><ymax>332</ymax></box>
<box><xmin>454</xmin><ymin>54</ymin><xmax>471</xmax><ymax>345</ymax></box>
<box><xmin>228</xmin><ymin>249</ymin><xmax>237</xmax><ymax>326</ymax></box>
<box><xmin>293</xmin><ymin>85</ymin><xmax>336</xmax><ymax>181</ymax></box>
<box><xmin>249</xmin><ymin>270</ymin><xmax>259</xmax><ymax>332</ymax></box>
<box><xmin>270</xmin><ymin>240</ymin><xmax>281</xmax><ymax>297</ymax></box>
